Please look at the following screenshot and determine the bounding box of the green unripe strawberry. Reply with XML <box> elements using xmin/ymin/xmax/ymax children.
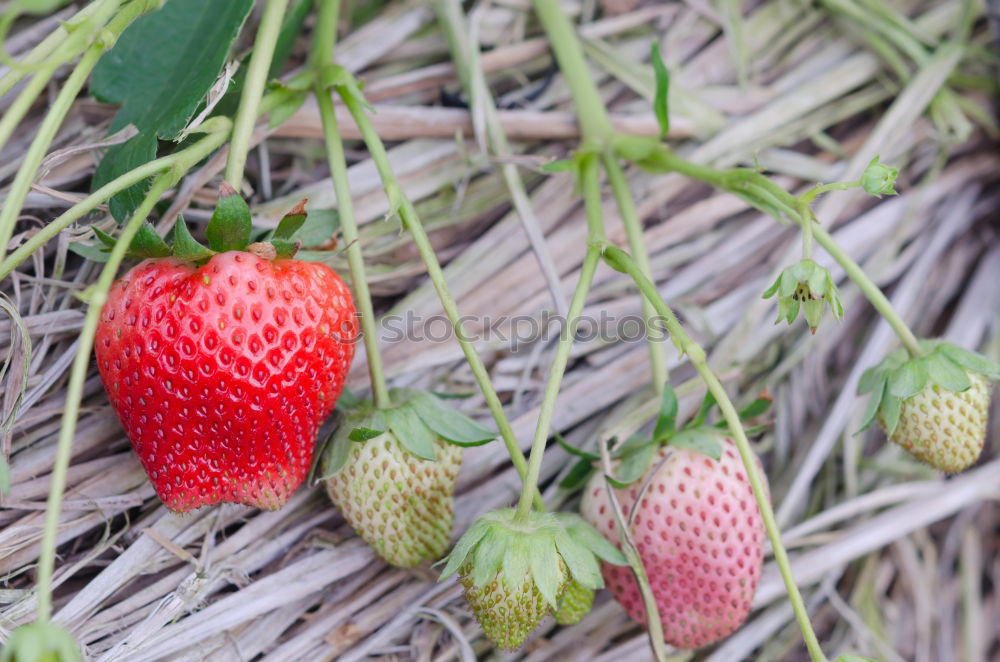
<box><xmin>325</xmin><ymin>430</ymin><xmax>462</xmax><ymax>567</ymax></box>
<box><xmin>320</xmin><ymin>389</ymin><xmax>496</xmax><ymax>567</ymax></box>
<box><xmin>440</xmin><ymin>510</ymin><xmax>625</xmax><ymax>650</ymax></box>
<box><xmin>552</xmin><ymin>578</ymin><xmax>595</xmax><ymax>625</ymax></box>
<box><xmin>859</xmin><ymin>341</ymin><xmax>998</xmax><ymax>473</ymax></box>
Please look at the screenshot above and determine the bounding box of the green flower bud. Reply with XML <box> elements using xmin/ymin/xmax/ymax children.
<box><xmin>861</xmin><ymin>156</ymin><xmax>898</xmax><ymax>197</ymax></box>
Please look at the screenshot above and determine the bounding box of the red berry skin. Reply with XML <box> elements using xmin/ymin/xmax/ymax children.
<box><xmin>95</xmin><ymin>252</ymin><xmax>356</xmax><ymax>512</ymax></box>
<box><xmin>581</xmin><ymin>440</ymin><xmax>767</xmax><ymax>649</ymax></box>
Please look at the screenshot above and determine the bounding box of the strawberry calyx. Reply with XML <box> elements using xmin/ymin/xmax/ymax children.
<box><xmin>87</xmin><ymin>184</ymin><xmax>310</xmax><ymax>264</ymax></box>
<box><xmin>762</xmin><ymin>258</ymin><xmax>844</xmax><ymax>333</ymax></box>
<box><xmin>559</xmin><ymin>385</ymin><xmax>772</xmax><ymax>491</ymax></box>
<box><xmin>857</xmin><ymin>340</ymin><xmax>1000</xmax><ymax>436</ymax></box>
<box><xmin>318</xmin><ymin>388</ymin><xmax>496</xmax><ymax>478</ymax></box>
<box><xmin>440</xmin><ymin>509</ymin><xmax>626</xmax><ymax>607</ymax></box>
<box><xmin>0</xmin><ymin>622</ymin><xmax>82</xmax><ymax>662</ymax></box>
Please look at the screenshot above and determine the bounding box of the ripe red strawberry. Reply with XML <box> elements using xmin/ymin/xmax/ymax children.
<box><xmin>95</xmin><ymin>250</ymin><xmax>356</xmax><ymax>511</ymax></box>
<box><xmin>581</xmin><ymin>439</ymin><xmax>767</xmax><ymax>649</ymax></box>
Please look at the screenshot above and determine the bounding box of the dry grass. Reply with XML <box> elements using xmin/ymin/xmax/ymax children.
<box><xmin>1</xmin><ymin>1</ymin><xmax>999</xmax><ymax>660</ymax></box>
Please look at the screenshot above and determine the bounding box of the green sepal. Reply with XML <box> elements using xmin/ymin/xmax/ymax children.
<box><xmin>91</xmin><ymin>222</ymin><xmax>172</xmax><ymax>259</ymax></box>
<box><xmin>317</xmin><ymin>403</ymin><xmax>379</xmax><ymax>479</ymax></box>
<box><xmin>887</xmin><ymin>357</ymin><xmax>928</xmax><ymax>399</ymax></box>
<box><xmin>559</xmin><ymin>457</ymin><xmax>596</xmax><ymax>490</ymax></box>
<box><xmin>270</xmin><ymin>238</ymin><xmax>301</xmax><ymax>259</ymax></box>
<box><xmin>0</xmin><ymin>621</ymin><xmax>82</xmax><ymax>662</ymax></box>
<box><xmin>650</xmin><ymin>40</ymin><xmax>670</xmax><ymax>138</ymax></box>
<box><xmin>398</xmin><ymin>389</ymin><xmax>496</xmax><ymax>447</ymax></box>
<box><xmin>172</xmin><ymin>219</ymin><xmax>215</xmax><ymax>262</ymax></box>
<box><xmin>611</xmin><ymin>436</ymin><xmax>657</xmax><ymax>485</ymax></box>
<box><xmin>689</xmin><ymin>390</ymin><xmax>717</xmax><ymax>428</ymax></box>
<box><xmin>737</xmin><ymin>394</ymin><xmax>772</xmax><ymax>420</ymax></box>
<box><xmin>763</xmin><ymin>259</ymin><xmax>843</xmax><ymax>331</ymax></box>
<box><xmin>383</xmin><ymin>403</ymin><xmax>437</xmax><ymax>461</ymax></box>
<box><xmin>92</xmin><ymin>226</ymin><xmax>117</xmax><ymax>248</ymax></box>
<box><xmin>348</xmin><ymin>427</ymin><xmax>383</xmax><ymax>442</ymax></box>
<box><xmin>936</xmin><ymin>342</ymin><xmax>1000</xmax><ymax>380</ymax></box>
<box><xmin>925</xmin><ymin>353</ymin><xmax>971</xmax><ymax>392</ymax></box>
<box><xmin>856</xmin><ymin>377</ymin><xmax>887</xmax><ymax>432</ymax></box>
<box><xmin>669</xmin><ymin>427</ymin><xmax>723</xmax><ymax>460</ymax></box>
<box><xmin>652</xmin><ymin>384</ymin><xmax>678</xmax><ymax>441</ymax></box>
<box><xmin>205</xmin><ymin>182</ymin><xmax>252</xmax><ymax>252</ymax></box>
<box><xmin>273</xmin><ymin>199</ymin><xmax>308</xmax><ymax>240</ymax></box>
<box><xmin>555</xmin><ymin>434</ymin><xmax>599</xmax><ymax>461</ymax></box>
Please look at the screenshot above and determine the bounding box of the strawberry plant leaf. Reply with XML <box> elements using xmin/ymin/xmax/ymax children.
<box><xmin>556</xmin><ymin>433</ymin><xmax>599</xmax><ymax>461</ymax></box>
<box><xmin>91</xmin><ymin>0</ymin><xmax>254</xmax><ymax>220</ymax></box>
<box><xmin>385</xmin><ymin>404</ymin><xmax>437</xmax><ymax>461</ymax></box>
<box><xmin>409</xmin><ymin>391</ymin><xmax>495</xmax><ymax>446</ymax></box>
<box><xmin>737</xmin><ymin>395</ymin><xmax>772</xmax><ymax>420</ymax></box>
<box><xmin>206</xmin><ymin>183</ymin><xmax>253</xmax><ymax>251</ymax></box>
<box><xmin>172</xmin><ymin>219</ymin><xmax>215</xmax><ymax>262</ymax></box>
<box><xmin>857</xmin><ymin>378</ymin><xmax>887</xmax><ymax>432</ymax></box>
<box><xmin>652</xmin><ymin>385</ymin><xmax>678</xmax><ymax>441</ymax></box>
<box><xmin>925</xmin><ymin>353</ymin><xmax>971</xmax><ymax>392</ymax></box>
<box><xmin>650</xmin><ymin>40</ymin><xmax>670</xmax><ymax>138</ymax></box>
<box><xmin>91</xmin><ymin>133</ymin><xmax>158</xmax><ymax>223</ymax></box>
<box><xmin>888</xmin><ymin>359</ymin><xmax>928</xmax><ymax>399</ymax></box>
<box><xmin>559</xmin><ymin>457</ymin><xmax>595</xmax><ymax>490</ymax></box>
<box><xmin>669</xmin><ymin>428</ymin><xmax>722</xmax><ymax>460</ymax></box>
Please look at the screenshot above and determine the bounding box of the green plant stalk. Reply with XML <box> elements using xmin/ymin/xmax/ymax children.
<box><xmin>530</xmin><ymin>0</ymin><xmax>612</xmax><ymax>148</ymax></box>
<box><xmin>0</xmin><ymin>0</ymin><xmax>115</xmax><ymax>96</ymax></box>
<box><xmin>34</xmin><ymin>173</ymin><xmax>172</xmax><ymax>623</ymax></box>
<box><xmin>31</xmin><ymin>119</ymin><xmax>230</xmax><ymax>624</ymax></box>
<box><xmin>0</xmin><ymin>127</ymin><xmax>229</xmax><ymax>280</ymax></box>
<box><xmin>514</xmin><ymin>154</ymin><xmax>605</xmax><ymax>520</ymax></box>
<box><xmin>602</xmin><ymin>244</ymin><xmax>828</xmax><ymax>662</ymax></box>
<box><xmin>638</xmin><ymin>145</ymin><xmax>924</xmax><ymax>357</ymax></box>
<box><xmin>602</xmin><ymin>153</ymin><xmax>667</xmax><ymax>393</ymax></box>
<box><xmin>434</xmin><ymin>0</ymin><xmax>568</xmax><ymax>317</ymax></box>
<box><xmin>310</xmin><ymin>0</ymin><xmax>390</xmax><ymax>408</ymax></box>
<box><xmin>0</xmin><ymin>0</ymin><xmax>154</xmax><ymax>261</ymax></box>
<box><xmin>224</xmin><ymin>0</ymin><xmax>291</xmax><ymax>188</ymax></box>
<box><xmin>335</xmin><ymin>86</ymin><xmax>543</xmax><ymax>510</ymax></box>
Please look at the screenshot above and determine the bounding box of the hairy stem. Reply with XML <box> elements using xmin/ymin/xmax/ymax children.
<box><xmin>0</xmin><ymin>0</ymin><xmax>155</xmax><ymax>260</ymax></box>
<box><xmin>336</xmin><ymin>83</ymin><xmax>543</xmax><ymax>509</ymax></box>
<box><xmin>602</xmin><ymin>244</ymin><xmax>828</xmax><ymax>662</ymax></box>
<box><xmin>310</xmin><ymin>0</ymin><xmax>390</xmax><ymax>407</ymax></box>
<box><xmin>515</xmin><ymin>154</ymin><xmax>605</xmax><ymax>520</ymax></box>
<box><xmin>225</xmin><ymin>0</ymin><xmax>291</xmax><ymax>188</ymax></box>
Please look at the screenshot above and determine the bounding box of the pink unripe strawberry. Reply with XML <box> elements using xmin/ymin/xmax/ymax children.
<box><xmin>581</xmin><ymin>439</ymin><xmax>767</xmax><ymax>649</ymax></box>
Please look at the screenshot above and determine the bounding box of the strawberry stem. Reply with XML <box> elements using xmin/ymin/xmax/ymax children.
<box><xmin>310</xmin><ymin>0</ymin><xmax>391</xmax><ymax>408</ymax></box>
<box><xmin>224</xmin><ymin>0</ymin><xmax>291</xmax><ymax>190</ymax></box>
<box><xmin>601</xmin><ymin>244</ymin><xmax>829</xmax><ymax>662</ymax></box>
<box><xmin>331</xmin><ymin>65</ymin><xmax>543</xmax><ymax>510</ymax></box>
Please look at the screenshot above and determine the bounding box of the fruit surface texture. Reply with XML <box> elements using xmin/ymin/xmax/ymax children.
<box><xmin>581</xmin><ymin>439</ymin><xmax>767</xmax><ymax>649</ymax></box>
<box><xmin>325</xmin><ymin>431</ymin><xmax>462</xmax><ymax>567</ymax></box>
<box><xmin>882</xmin><ymin>371</ymin><xmax>989</xmax><ymax>473</ymax></box>
<box><xmin>95</xmin><ymin>251</ymin><xmax>356</xmax><ymax>511</ymax></box>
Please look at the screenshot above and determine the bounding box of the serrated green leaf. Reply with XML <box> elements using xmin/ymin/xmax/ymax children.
<box><xmin>938</xmin><ymin>343</ymin><xmax>1000</xmax><ymax>380</ymax></box>
<box><xmin>172</xmin><ymin>219</ymin><xmax>215</xmax><ymax>262</ymax></box>
<box><xmin>888</xmin><ymin>359</ymin><xmax>928</xmax><ymax>399</ymax></box>
<box><xmin>384</xmin><ymin>404</ymin><xmax>437</xmax><ymax>461</ymax></box>
<box><xmin>670</xmin><ymin>428</ymin><xmax>722</xmax><ymax>460</ymax></box>
<box><xmin>206</xmin><ymin>184</ymin><xmax>252</xmax><ymax>251</ymax></box>
<box><xmin>559</xmin><ymin>458</ymin><xmax>595</xmax><ymax>491</ymax></box>
<box><xmin>650</xmin><ymin>40</ymin><xmax>670</xmax><ymax>138</ymax></box>
<box><xmin>92</xmin><ymin>0</ymin><xmax>254</xmax><ymax>137</ymax></box>
<box><xmin>857</xmin><ymin>378</ymin><xmax>887</xmax><ymax>433</ymax></box>
<box><xmin>653</xmin><ymin>385</ymin><xmax>678</xmax><ymax>441</ymax></box>
<box><xmin>91</xmin><ymin>133</ymin><xmax>158</xmax><ymax>223</ymax></box>
<box><xmin>925</xmin><ymin>353</ymin><xmax>971</xmax><ymax>392</ymax></box>
<box><xmin>410</xmin><ymin>391</ymin><xmax>495</xmax><ymax>446</ymax></box>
